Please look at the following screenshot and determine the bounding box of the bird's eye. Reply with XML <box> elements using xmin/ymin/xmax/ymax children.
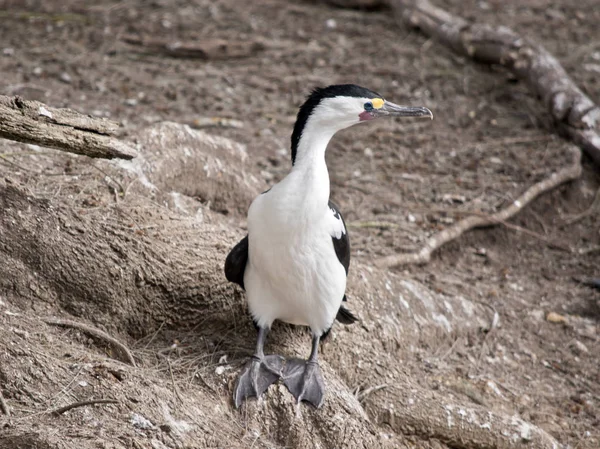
<box><xmin>364</xmin><ymin>102</ymin><xmax>373</xmax><ymax>111</ymax></box>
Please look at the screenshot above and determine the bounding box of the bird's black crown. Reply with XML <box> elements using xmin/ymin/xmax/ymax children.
<box><xmin>290</xmin><ymin>84</ymin><xmax>382</xmax><ymax>165</ymax></box>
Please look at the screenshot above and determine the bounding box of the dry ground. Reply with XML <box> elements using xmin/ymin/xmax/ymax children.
<box><xmin>0</xmin><ymin>0</ymin><xmax>598</xmax><ymax>448</ymax></box>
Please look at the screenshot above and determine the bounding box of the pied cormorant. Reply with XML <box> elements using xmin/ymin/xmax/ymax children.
<box><xmin>225</xmin><ymin>84</ymin><xmax>432</xmax><ymax>408</ymax></box>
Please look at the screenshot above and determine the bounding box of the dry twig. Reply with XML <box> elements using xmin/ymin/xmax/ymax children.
<box><xmin>564</xmin><ymin>186</ymin><xmax>600</xmax><ymax>224</ymax></box>
<box><xmin>50</xmin><ymin>399</ymin><xmax>118</xmax><ymax>416</ymax></box>
<box><xmin>376</xmin><ymin>145</ymin><xmax>581</xmax><ymax>267</ymax></box>
<box><xmin>0</xmin><ymin>389</ymin><xmax>10</xmax><ymax>417</ymax></box>
<box><xmin>392</xmin><ymin>0</ymin><xmax>600</xmax><ymax>166</ymax></box>
<box><xmin>43</xmin><ymin>318</ymin><xmax>137</xmax><ymax>367</ymax></box>
<box><xmin>0</xmin><ymin>95</ymin><xmax>135</xmax><ymax>160</ymax></box>
<box><xmin>122</xmin><ymin>35</ymin><xmax>264</xmax><ymax>60</ymax></box>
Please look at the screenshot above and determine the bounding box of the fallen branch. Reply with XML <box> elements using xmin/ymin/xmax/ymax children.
<box><xmin>0</xmin><ymin>95</ymin><xmax>135</xmax><ymax>160</ymax></box>
<box><xmin>43</xmin><ymin>318</ymin><xmax>137</xmax><ymax>367</ymax></box>
<box><xmin>376</xmin><ymin>145</ymin><xmax>581</xmax><ymax>267</ymax></box>
<box><xmin>123</xmin><ymin>35</ymin><xmax>264</xmax><ymax>60</ymax></box>
<box><xmin>50</xmin><ymin>399</ymin><xmax>118</xmax><ymax>416</ymax></box>
<box><xmin>392</xmin><ymin>0</ymin><xmax>600</xmax><ymax>166</ymax></box>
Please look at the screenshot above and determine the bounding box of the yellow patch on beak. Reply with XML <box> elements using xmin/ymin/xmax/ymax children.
<box><xmin>371</xmin><ymin>98</ymin><xmax>384</xmax><ymax>109</ymax></box>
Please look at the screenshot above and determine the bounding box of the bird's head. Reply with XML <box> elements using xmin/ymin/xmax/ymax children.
<box><xmin>291</xmin><ymin>84</ymin><xmax>432</xmax><ymax>164</ymax></box>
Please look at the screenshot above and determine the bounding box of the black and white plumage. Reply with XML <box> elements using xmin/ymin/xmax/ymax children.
<box><xmin>225</xmin><ymin>84</ymin><xmax>432</xmax><ymax>408</ymax></box>
<box><xmin>224</xmin><ymin>199</ymin><xmax>354</xmax><ymax>326</ymax></box>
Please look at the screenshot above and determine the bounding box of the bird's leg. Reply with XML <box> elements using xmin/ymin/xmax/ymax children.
<box><xmin>283</xmin><ymin>334</ymin><xmax>325</xmax><ymax>408</ymax></box>
<box><xmin>234</xmin><ymin>326</ymin><xmax>284</xmax><ymax>408</ymax></box>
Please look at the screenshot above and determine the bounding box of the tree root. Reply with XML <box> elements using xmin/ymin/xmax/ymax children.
<box><xmin>374</xmin><ymin>383</ymin><xmax>563</xmax><ymax>449</ymax></box>
<box><xmin>376</xmin><ymin>145</ymin><xmax>581</xmax><ymax>267</ymax></box>
<box><xmin>0</xmin><ymin>95</ymin><xmax>135</xmax><ymax>160</ymax></box>
<box><xmin>43</xmin><ymin>318</ymin><xmax>137</xmax><ymax>367</ymax></box>
<box><xmin>392</xmin><ymin>0</ymin><xmax>600</xmax><ymax>166</ymax></box>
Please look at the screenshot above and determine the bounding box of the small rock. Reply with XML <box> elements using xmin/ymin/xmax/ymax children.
<box><xmin>59</xmin><ymin>72</ymin><xmax>72</xmax><ymax>84</ymax></box>
<box><xmin>215</xmin><ymin>366</ymin><xmax>225</xmax><ymax>375</ymax></box>
<box><xmin>364</xmin><ymin>147</ymin><xmax>373</xmax><ymax>158</ymax></box>
<box><xmin>78</xmin><ymin>380</ymin><xmax>88</xmax><ymax>387</ymax></box>
<box><xmin>546</xmin><ymin>312</ymin><xmax>567</xmax><ymax>324</ymax></box>
<box><xmin>325</xmin><ymin>19</ymin><xmax>337</xmax><ymax>29</ymax></box>
<box><xmin>570</xmin><ymin>340</ymin><xmax>589</xmax><ymax>355</ymax></box>
<box><xmin>125</xmin><ymin>98</ymin><xmax>138</xmax><ymax>107</ymax></box>
<box><xmin>474</xmin><ymin>247</ymin><xmax>487</xmax><ymax>256</ymax></box>
<box><xmin>33</xmin><ymin>67</ymin><xmax>43</xmax><ymax>76</ymax></box>
<box><xmin>3</xmin><ymin>47</ymin><xmax>14</xmax><ymax>56</ymax></box>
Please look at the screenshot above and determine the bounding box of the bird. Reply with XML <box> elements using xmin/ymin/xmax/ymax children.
<box><xmin>225</xmin><ymin>84</ymin><xmax>432</xmax><ymax>408</ymax></box>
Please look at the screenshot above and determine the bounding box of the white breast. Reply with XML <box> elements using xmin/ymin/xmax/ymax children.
<box><xmin>243</xmin><ymin>178</ymin><xmax>347</xmax><ymax>336</ymax></box>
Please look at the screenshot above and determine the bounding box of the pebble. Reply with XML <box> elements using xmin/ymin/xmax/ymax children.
<box><xmin>59</xmin><ymin>72</ymin><xmax>72</xmax><ymax>83</ymax></box>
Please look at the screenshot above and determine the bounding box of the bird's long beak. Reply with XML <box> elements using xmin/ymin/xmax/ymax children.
<box><xmin>377</xmin><ymin>101</ymin><xmax>433</xmax><ymax>119</ymax></box>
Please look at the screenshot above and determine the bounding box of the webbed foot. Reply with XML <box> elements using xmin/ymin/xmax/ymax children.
<box><xmin>234</xmin><ymin>354</ymin><xmax>283</xmax><ymax>408</ymax></box>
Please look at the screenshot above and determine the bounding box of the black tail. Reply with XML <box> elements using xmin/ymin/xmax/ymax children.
<box><xmin>336</xmin><ymin>305</ymin><xmax>358</xmax><ymax>325</ymax></box>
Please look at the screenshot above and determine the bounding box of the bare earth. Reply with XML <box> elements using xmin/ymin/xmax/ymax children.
<box><xmin>0</xmin><ymin>1</ymin><xmax>598</xmax><ymax>448</ymax></box>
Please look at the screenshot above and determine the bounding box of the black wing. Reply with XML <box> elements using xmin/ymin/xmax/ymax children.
<box><xmin>328</xmin><ymin>200</ymin><xmax>358</xmax><ymax>325</ymax></box>
<box><xmin>328</xmin><ymin>200</ymin><xmax>350</xmax><ymax>275</ymax></box>
<box><xmin>224</xmin><ymin>235</ymin><xmax>248</xmax><ymax>290</ymax></box>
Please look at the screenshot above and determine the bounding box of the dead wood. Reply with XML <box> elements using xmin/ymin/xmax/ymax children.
<box><xmin>122</xmin><ymin>35</ymin><xmax>264</xmax><ymax>59</ymax></box>
<box><xmin>0</xmin><ymin>95</ymin><xmax>136</xmax><ymax>160</ymax></box>
<box><xmin>391</xmin><ymin>0</ymin><xmax>600</xmax><ymax>166</ymax></box>
<box><xmin>43</xmin><ymin>318</ymin><xmax>137</xmax><ymax>367</ymax></box>
<box><xmin>376</xmin><ymin>144</ymin><xmax>581</xmax><ymax>268</ymax></box>
<box><xmin>50</xmin><ymin>399</ymin><xmax>119</xmax><ymax>416</ymax></box>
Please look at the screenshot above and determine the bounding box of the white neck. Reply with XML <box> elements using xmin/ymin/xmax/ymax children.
<box><xmin>289</xmin><ymin>120</ymin><xmax>339</xmax><ymax>207</ymax></box>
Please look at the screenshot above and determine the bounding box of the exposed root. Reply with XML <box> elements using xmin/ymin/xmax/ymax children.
<box><xmin>377</xmin><ymin>382</ymin><xmax>563</xmax><ymax>449</ymax></box>
<box><xmin>376</xmin><ymin>145</ymin><xmax>581</xmax><ymax>268</ymax></box>
<box><xmin>43</xmin><ymin>318</ymin><xmax>137</xmax><ymax>367</ymax></box>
